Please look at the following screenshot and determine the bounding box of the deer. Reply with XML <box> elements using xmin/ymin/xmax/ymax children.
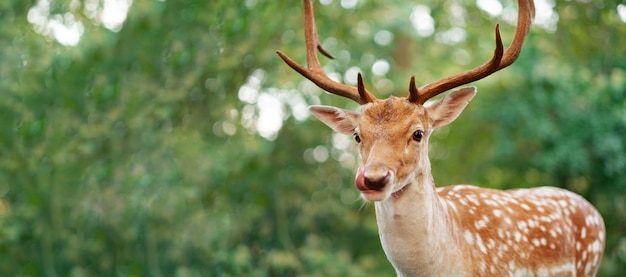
<box><xmin>277</xmin><ymin>0</ymin><xmax>606</xmax><ymax>276</ymax></box>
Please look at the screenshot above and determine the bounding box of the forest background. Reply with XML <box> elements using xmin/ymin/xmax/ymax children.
<box><xmin>1</xmin><ymin>0</ymin><xmax>625</xmax><ymax>276</ymax></box>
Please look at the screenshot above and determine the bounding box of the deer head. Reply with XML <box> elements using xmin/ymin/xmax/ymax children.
<box><xmin>277</xmin><ymin>0</ymin><xmax>534</xmax><ymax>202</ymax></box>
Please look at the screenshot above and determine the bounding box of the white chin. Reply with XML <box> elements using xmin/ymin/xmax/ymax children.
<box><xmin>360</xmin><ymin>189</ymin><xmax>391</xmax><ymax>202</ymax></box>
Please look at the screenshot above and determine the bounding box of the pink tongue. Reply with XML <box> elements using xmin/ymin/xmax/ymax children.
<box><xmin>354</xmin><ymin>167</ymin><xmax>368</xmax><ymax>191</ymax></box>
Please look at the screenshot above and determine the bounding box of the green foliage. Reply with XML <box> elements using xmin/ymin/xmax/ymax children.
<box><xmin>0</xmin><ymin>0</ymin><xmax>625</xmax><ymax>276</ymax></box>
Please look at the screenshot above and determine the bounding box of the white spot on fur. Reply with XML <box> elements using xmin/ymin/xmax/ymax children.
<box><xmin>488</xmin><ymin>238</ymin><xmax>496</xmax><ymax>249</ymax></box>
<box><xmin>581</xmin><ymin>227</ymin><xmax>587</xmax><ymax>239</ymax></box>
<box><xmin>513</xmin><ymin>267</ymin><xmax>533</xmax><ymax>277</ymax></box>
<box><xmin>493</xmin><ymin>209</ymin><xmax>502</xmax><ymax>217</ymax></box>
<box><xmin>549</xmin><ymin>229</ymin><xmax>557</xmax><ymax>238</ymax></box>
<box><xmin>549</xmin><ymin>263</ymin><xmax>575</xmax><ymax>275</ymax></box>
<box><xmin>467</xmin><ymin>194</ymin><xmax>480</xmax><ymax>206</ymax></box>
<box><xmin>514</xmin><ymin>231</ymin><xmax>522</xmax><ymax>242</ymax></box>
<box><xmin>476</xmin><ymin>234</ymin><xmax>487</xmax><ymax>254</ymax></box>
<box><xmin>589</xmin><ymin>240</ymin><xmax>602</xmax><ymax>252</ymax></box>
<box><xmin>475</xmin><ymin>219</ymin><xmax>487</xmax><ymax>229</ymax></box>
<box><xmin>464</xmin><ymin>230</ymin><xmax>474</xmax><ymax>245</ymax></box>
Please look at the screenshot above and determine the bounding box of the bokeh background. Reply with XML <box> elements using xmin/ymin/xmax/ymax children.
<box><xmin>1</xmin><ymin>0</ymin><xmax>625</xmax><ymax>276</ymax></box>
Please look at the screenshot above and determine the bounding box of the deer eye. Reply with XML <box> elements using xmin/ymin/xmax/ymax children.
<box><xmin>412</xmin><ymin>130</ymin><xmax>424</xmax><ymax>142</ymax></box>
<box><xmin>353</xmin><ymin>133</ymin><xmax>361</xmax><ymax>143</ymax></box>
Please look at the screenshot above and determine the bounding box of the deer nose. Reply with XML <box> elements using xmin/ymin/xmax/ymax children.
<box><xmin>355</xmin><ymin>165</ymin><xmax>392</xmax><ymax>191</ymax></box>
<box><xmin>365</xmin><ymin>172</ymin><xmax>390</xmax><ymax>190</ymax></box>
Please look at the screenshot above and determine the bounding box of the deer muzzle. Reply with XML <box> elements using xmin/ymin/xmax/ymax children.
<box><xmin>355</xmin><ymin>165</ymin><xmax>392</xmax><ymax>192</ymax></box>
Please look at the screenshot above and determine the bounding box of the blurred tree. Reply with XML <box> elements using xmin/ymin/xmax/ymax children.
<box><xmin>0</xmin><ymin>0</ymin><xmax>624</xmax><ymax>276</ymax></box>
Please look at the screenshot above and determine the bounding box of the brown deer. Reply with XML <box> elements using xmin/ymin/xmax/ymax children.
<box><xmin>277</xmin><ymin>0</ymin><xmax>605</xmax><ymax>276</ymax></box>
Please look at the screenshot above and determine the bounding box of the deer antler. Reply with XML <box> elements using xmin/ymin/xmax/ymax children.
<box><xmin>276</xmin><ymin>0</ymin><xmax>377</xmax><ymax>104</ymax></box>
<box><xmin>409</xmin><ymin>0</ymin><xmax>535</xmax><ymax>104</ymax></box>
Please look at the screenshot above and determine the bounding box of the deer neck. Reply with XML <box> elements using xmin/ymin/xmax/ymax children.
<box><xmin>374</xmin><ymin>167</ymin><xmax>463</xmax><ymax>276</ymax></box>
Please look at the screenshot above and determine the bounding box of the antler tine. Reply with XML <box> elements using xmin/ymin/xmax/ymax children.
<box><xmin>411</xmin><ymin>0</ymin><xmax>535</xmax><ymax>104</ymax></box>
<box><xmin>499</xmin><ymin>0</ymin><xmax>535</xmax><ymax>68</ymax></box>
<box><xmin>276</xmin><ymin>0</ymin><xmax>377</xmax><ymax>105</ymax></box>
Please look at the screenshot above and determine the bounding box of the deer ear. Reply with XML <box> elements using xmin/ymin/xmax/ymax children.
<box><xmin>426</xmin><ymin>87</ymin><xmax>476</xmax><ymax>129</ymax></box>
<box><xmin>309</xmin><ymin>105</ymin><xmax>359</xmax><ymax>135</ymax></box>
